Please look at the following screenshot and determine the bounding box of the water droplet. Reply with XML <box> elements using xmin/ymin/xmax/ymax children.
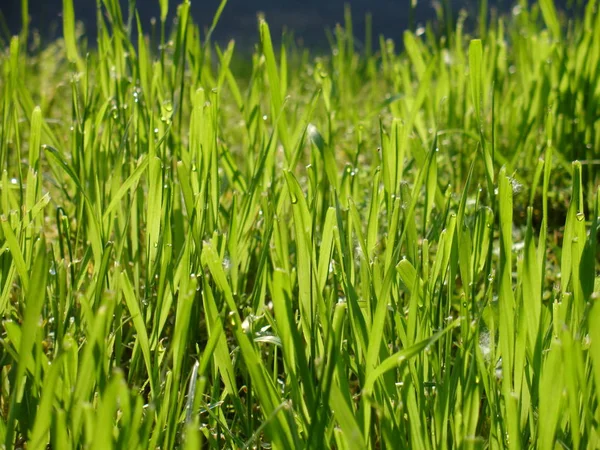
<box><xmin>222</xmin><ymin>257</ymin><xmax>231</xmax><ymax>271</ymax></box>
<box><xmin>576</xmin><ymin>212</ymin><xmax>585</xmax><ymax>222</ymax></box>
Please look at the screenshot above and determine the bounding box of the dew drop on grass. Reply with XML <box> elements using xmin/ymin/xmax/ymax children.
<box><xmin>241</xmin><ymin>317</ymin><xmax>250</xmax><ymax>332</ymax></box>
<box><xmin>10</xmin><ymin>178</ymin><xmax>17</xmax><ymax>185</ymax></box>
<box><xmin>222</xmin><ymin>257</ymin><xmax>231</xmax><ymax>271</ymax></box>
<box><xmin>576</xmin><ymin>212</ymin><xmax>585</xmax><ymax>222</ymax></box>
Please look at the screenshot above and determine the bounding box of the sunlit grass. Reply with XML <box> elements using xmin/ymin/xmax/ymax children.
<box><xmin>0</xmin><ymin>0</ymin><xmax>599</xmax><ymax>448</ymax></box>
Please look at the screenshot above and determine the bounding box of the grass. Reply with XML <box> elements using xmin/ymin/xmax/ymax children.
<box><xmin>0</xmin><ymin>0</ymin><xmax>599</xmax><ymax>448</ymax></box>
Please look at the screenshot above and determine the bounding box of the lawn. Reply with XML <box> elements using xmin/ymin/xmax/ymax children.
<box><xmin>0</xmin><ymin>0</ymin><xmax>599</xmax><ymax>448</ymax></box>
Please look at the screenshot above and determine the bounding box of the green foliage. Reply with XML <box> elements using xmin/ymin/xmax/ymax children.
<box><xmin>0</xmin><ymin>0</ymin><xmax>598</xmax><ymax>448</ymax></box>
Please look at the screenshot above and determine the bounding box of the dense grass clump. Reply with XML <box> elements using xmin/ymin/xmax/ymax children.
<box><xmin>0</xmin><ymin>0</ymin><xmax>599</xmax><ymax>448</ymax></box>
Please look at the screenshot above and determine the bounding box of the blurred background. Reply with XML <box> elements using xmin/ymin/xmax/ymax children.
<box><xmin>0</xmin><ymin>0</ymin><xmax>574</xmax><ymax>49</ymax></box>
